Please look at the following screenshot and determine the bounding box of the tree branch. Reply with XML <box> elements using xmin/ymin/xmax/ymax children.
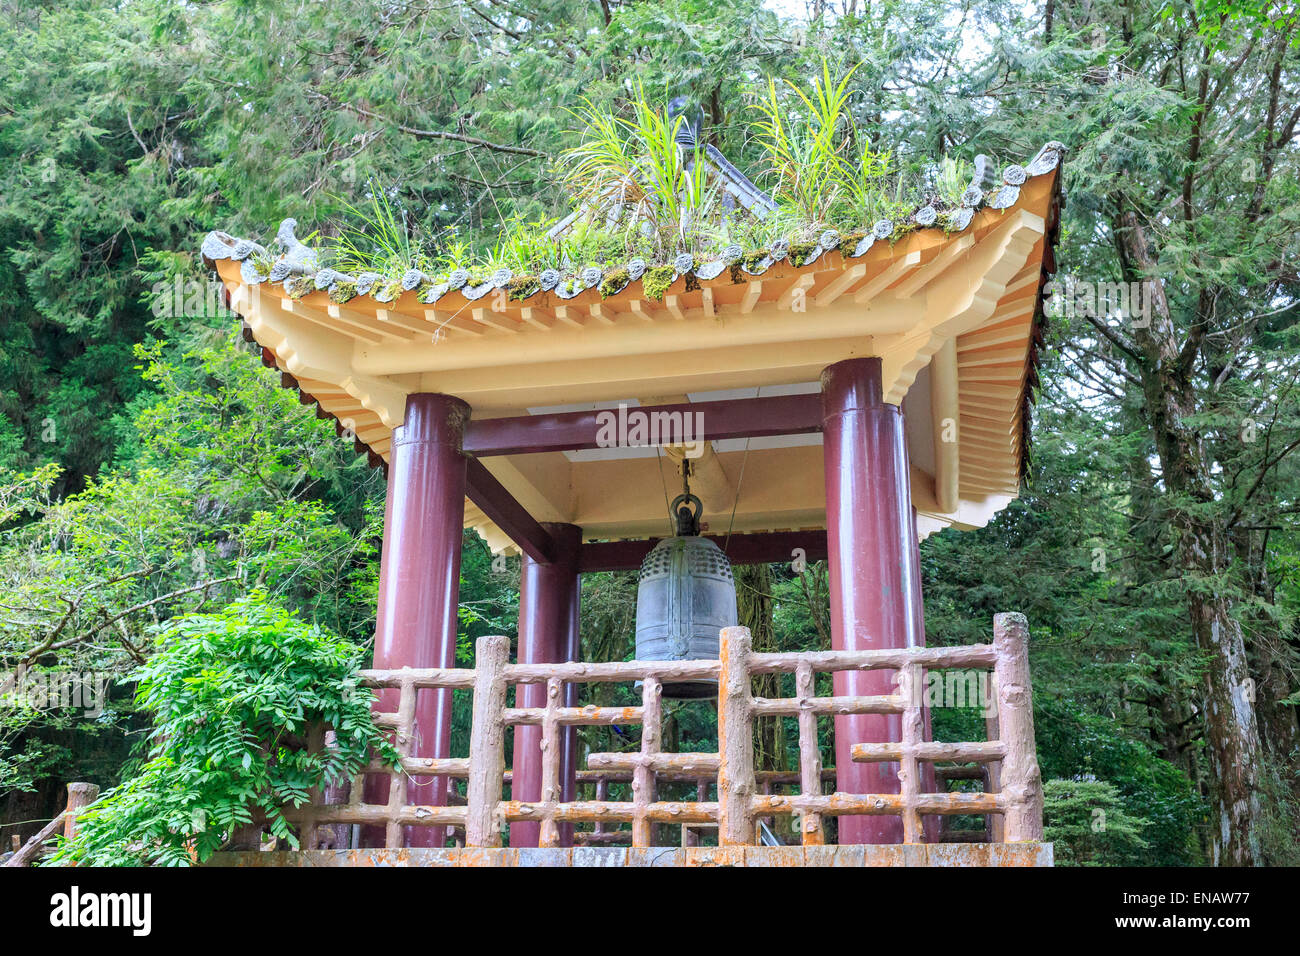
<box><xmin>337</xmin><ymin>102</ymin><xmax>548</xmax><ymax>158</ymax></box>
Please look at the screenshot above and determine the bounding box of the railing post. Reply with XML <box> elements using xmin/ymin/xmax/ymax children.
<box><xmin>717</xmin><ymin>626</ymin><xmax>755</xmax><ymax>846</ymax></box>
<box><xmin>62</xmin><ymin>782</ymin><xmax>99</xmax><ymax>845</ymax></box>
<box><xmin>795</xmin><ymin>662</ymin><xmax>824</xmax><ymax>845</ymax></box>
<box><xmin>992</xmin><ymin>612</ymin><xmax>1043</xmax><ymax>842</ymax></box>
<box><xmin>898</xmin><ymin>661</ymin><xmax>924</xmax><ymax>843</ymax></box>
<box><xmin>466</xmin><ymin>635</ymin><xmax>510</xmax><ymax>847</ymax></box>
<box><xmin>319</xmin><ymin>730</ymin><xmax>352</xmax><ymax>849</ymax></box>
<box><xmin>539</xmin><ymin>676</ymin><xmax>563</xmax><ymax>847</ymax></box>
<box><xmin>384</xmin><ymin>676</ymin><xmax>417</xmax><ymax>848</ymax></box>
<box><xmin>57</xmin><ymin>781</ymin><xmax>101</xmax><ymax>867</ymax></box>
<box><xmin>593</xmin><ymin>776</ymin><xmax>608</xmax><ymax>844</ymax></box>
<box><xmin>984</xmin><ymin>704</ymin><xmax>1005</xmax><ymax>843</ymax></box>
<box><xmin>632</xmin><ymin>676</ymin><xmax>662</xmax><ymax>847</ymax></box>
<box><xmin>299</xmin><ymin>722</ymin><xmax>327</xmax><ymax>851</ymax></box>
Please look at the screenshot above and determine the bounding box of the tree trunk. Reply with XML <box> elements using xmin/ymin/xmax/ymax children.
<box><xmin>1118</xmin><ymin>210</ymin><xmax>1264</xmax><ymax>866</ymax></box>
<box><xmin>1232</xmin><ymin>528</ymin><xmax>1300</xmax><ymax>771</ymax></box>
<box><xmin>736</xmin><ymin>562</ymin><xmax>786</xmax><ymax>772</ymax></box>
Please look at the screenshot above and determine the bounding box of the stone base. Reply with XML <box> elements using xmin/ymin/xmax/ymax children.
<box><xmin>207</xmin><ymin>843</ymin><xmax>1052</xmax><ymax>867</ymax></box>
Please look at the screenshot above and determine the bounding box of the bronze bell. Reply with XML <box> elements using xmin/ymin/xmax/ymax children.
<box><xmin>634</xmin><ymin>490</ymin><xmax>739</xmax><ymax>698</ymax></box>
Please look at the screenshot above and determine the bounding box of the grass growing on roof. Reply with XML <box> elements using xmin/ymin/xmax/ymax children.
<box><xmin>297</xmin><ymin>66</ymin><xmax>990</xmax><ymax>298</ymax></box>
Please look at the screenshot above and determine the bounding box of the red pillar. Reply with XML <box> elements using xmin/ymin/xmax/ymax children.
<box><xmin>365</xmin><ymin>393</ymin><xmax>469</xmax><ymax>848</ymax></box>
<box><xmin>510</xmin><ymin>523</ymin><xmax>582</xmax><ymax>848</ymax></box>
<box><xmin>820</xmin><ymin>358</ymin><xmax>923</xmax><ymax>845</ymax></box>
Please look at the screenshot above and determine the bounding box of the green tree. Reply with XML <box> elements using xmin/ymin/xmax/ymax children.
<box><xmin>1044</xmin><ymin>778</ymin><xmax>1150</xmax><ymax>866</ymax></box>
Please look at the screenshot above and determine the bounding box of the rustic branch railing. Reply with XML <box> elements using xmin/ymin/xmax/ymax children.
<box><xmin>3</xmin><ymin>781</ymin><xmax>99</xmax><ymax>867</ymax></box>
<box><xmin>286</xmin><ymin>612</ymin><xmax>1042</xmax><ymax>850</ymax></box>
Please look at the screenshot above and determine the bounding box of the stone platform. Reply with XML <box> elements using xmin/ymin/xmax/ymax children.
<box><xmin>209</xmin><ymin>843</ymin><xmax>1052</xmax><ymax>867</ymax></box>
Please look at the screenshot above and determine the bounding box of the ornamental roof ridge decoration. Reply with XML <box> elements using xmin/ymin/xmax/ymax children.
<box><xmin>200</xmin><ymin>142</ymin><xmax>1066</xmax><ymax>312</ymax></box>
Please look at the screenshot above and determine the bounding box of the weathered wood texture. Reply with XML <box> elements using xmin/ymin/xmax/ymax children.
<box><xmin>465</xmin><ymin>634</ymin><xmax>510</xmax><ymax>847</ymax></box>
<box><xmin>717</xmin><ymin>626</ymin><xmax>756</xmax><ymax>845</ymax></box>
<box><xmin>281</xmin><ymin>616</ymin><xmax>1042</xmax><ymax>850</ymax></box>
<box><xmin>3</xmin><ymin>781</ymin><xmax>98</xmax><ymax>867</ymax></box>
<box><xmin>991</xmin><ymin>612</ymin><xmax>1043</xmax><ymax>841</ymax></box>
<box><xmin>62</xmin><ymin>781</ymin><xmax>99</xmax><ymax>844</ymax></box>
<box><xmin>4</xmin><ymin>811</ymin><xmax>66</xmax><ymax>867</ymax></box>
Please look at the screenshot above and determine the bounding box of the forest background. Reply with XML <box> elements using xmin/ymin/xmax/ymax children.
<box><xmin>2</xmin><ymin>0</ymin><xmax>1298</xmax><ymax>866</ymax></box>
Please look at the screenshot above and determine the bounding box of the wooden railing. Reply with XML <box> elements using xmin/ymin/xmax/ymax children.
<box><xmin>286</xmin><ymin>612</ymin><xmax>1042</xmax><ymax>849</ymax></box>
<box><xmin>2</xmin><ymin>782</ymin><xmax>99</xmax><ymax>867</ymax></box>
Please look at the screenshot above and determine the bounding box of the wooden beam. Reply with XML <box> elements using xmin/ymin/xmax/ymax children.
<box><xmin>580</xmin><ymin>529</ymin><xmax>829</xmax><ymax>573</ymax></box>
<box><xmin>814</xmin><ymin>263</ymin><xmax>866</xmax><ymax>307</ymax></box>
<box><xmin>930</xmin><ymin>338</ymin><xmax>960</xmax><ymax>513</ymax></box>
<box><xmin>472</xmin><ymin>307</ymin><xmax>522</xmax><ymax>334</ymax></box>
<box><xmin>962</xmin><ymin>364</ymin><xmax>1027</xmax><ymax>382</ymax></box>
<box><xmin>777</xmin><ymin>274</ymin><xmax>816</xmax><ymax>311</ymax></box>
<box><xmin>369</xmin><ymin>307</ymin><xmax>438</xmax><ymax>337</ymax></box>
<box><xmin>279</xmin><ymin>297</ymin><xmax>385</xmax><ymax>345</ymax></box>
<box><xmin>423</xmin><ymin>309</ymin><xmax>484</xmax><ymax>337</ymax></box>
<box><xmin>891</xmin><ymin>233</ymin><xmax>975</xmax><ymax>298</ymax></box>
<box><xmin>464</xmin><ymin>459</ymin><xmax>556</xmax><ymax>564</ymax></box>
<box><xmin>519</xmin><ymin>306</ymin><xmax>554</xmax><ymax>331</ymax></box>
<box><xmin>629</xmin><ymin>299</ymin><xmax>657</xmax><ymax>322</ymax></box>
<box><xmin>553</xmin><ymin>305</ymin><xmax>585</xmax><ymax>328</ymax></box>
<box><xmin>957</xmin><ymin>347</ymin><xmax>1029</xmax><ymax>368</ymax></box>
<box><xmin>853</xmin><ymin>251</ymin><xmax>922</xmax><ymax>304</ymax></box>
<box><xmin>464</xmin><ymin>392</ymin><xmax>823</xmax><ymax>457</ymax></box>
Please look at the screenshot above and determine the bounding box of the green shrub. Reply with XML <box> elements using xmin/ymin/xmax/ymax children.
<box><xmin>1044</xmin><ymin>778</ymin><xmax>1150</xmax><ymax>866</ymax></box>
<box><xmin>47</xmin><ymin>593</ymin><xmax>396</xmax><ymax>866</ymax></box>
<box><xmin>1035</xmin><ymin>698</ymin><xmax>1204</xmax><ymax>864</ymax></box>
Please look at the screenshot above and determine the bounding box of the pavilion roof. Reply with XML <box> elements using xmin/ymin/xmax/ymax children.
<box><xmin>201</xmin><ymin>142</ymin><xmax>1065</xmax><ymax>554</ymax></box>
<box><xmin>202</xmin><ymin>143</ymin><xmax>1063</xmax><ymax>321</ymax></box>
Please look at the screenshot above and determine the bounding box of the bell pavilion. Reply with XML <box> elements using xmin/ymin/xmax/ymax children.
<box><xmin>199</xmin><ymin>131</ymin><xmax>1064</xmax><ymax>867</ymax></box>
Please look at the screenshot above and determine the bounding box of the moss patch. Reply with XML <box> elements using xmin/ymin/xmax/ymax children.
<box><xmin>376</xmin><ymin>278</ymin><xmax>403</xmax><ymax>301</ymax></box>
<box><xmin>789</xmin><ymin>240</ymin><xmax>819</xmax><ymax>265</ymax></box>
<box><xmin>284</xmin><ymin>275</ymin><xmax>314</xmax><ymax>299</ymax></box>
<box><xmin>888</xmin><ymin>222</ymin><xmax>918</xmax><ymax>243</ymax></box>
<box><xmin>328</xmin><ymin>281</ymin><xmax>358</xmax><ymax>303</ymax></box>
<box><xmin>507</xmin><ymin>275</ymin><xmax>541</xmax><ymax>300</ymax></box>
<box><xmin>641</xmin><ymin>265</ymin><xmax>676</xmax><ymax>301</ymax></box>
<box><xmin>935</xmin><ymin>211</ymin><xmax>960</xmax><ymax>234</ymax></box>
<box><xmin>837</xmin><ymin>232</ymin><xmax>867</xmax><ymax>257</ymax></box>
<box><xmin>599</xmin><ymin>267</ymin><xmax>630</xmax><ymax>298</ymax></box>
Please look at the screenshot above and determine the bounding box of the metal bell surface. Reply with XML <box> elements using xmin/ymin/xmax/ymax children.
<box><xmin>634</xmin><ymin>494</ymin><xmax>738</xmax><ymax>698</ymax></box>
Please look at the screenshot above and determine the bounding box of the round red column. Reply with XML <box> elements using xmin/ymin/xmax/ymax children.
<box><xmin>365</xmin><ymin>393</ymin><xmax>469</xmax><ymax>848</ymax></box>
<box><xmin>820</xmin><ymin>358</ymin><xmax>923</xmax><ymax>845</ymax></box>
<box><xmin>510</xmin><ymin>523</ymin><xmax>582</xmax><ymax>848</ymax></box>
